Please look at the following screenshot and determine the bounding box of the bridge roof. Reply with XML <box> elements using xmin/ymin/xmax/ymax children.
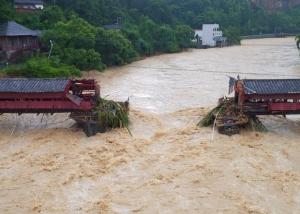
<box><xmin>14</xmin><ymin>0</ymin><xmax>43</xmax><ymax>5</ymax></box>
<box><xmin>0</xmin><ymin>78</ymin><xmax>70</xmax><ymax>93</ymax></box>
<box><xmin>244</xmin><ymin>79</ymin><xmax>300</xmax><ymax>95</ymax></box>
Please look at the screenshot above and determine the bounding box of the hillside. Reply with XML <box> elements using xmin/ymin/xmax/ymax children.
<box><xmin>1</xmin><ymin>0</ymin><xmax>299</xmax><ymax>77</ymax></box>
<box><xmin>252</xmin><ymin>0</ymin><xmax>300</xmax><ymax>11</ymax></box>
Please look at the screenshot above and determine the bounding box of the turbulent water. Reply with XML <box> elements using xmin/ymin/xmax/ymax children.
<box><xmin>95</xmin><ymin>37</ymin><xmax>300</xmax><ymax>113</ymax></box>
<box><xmin>0</xmin><ymin>38</ymin><xmax>300</xmax><ymax>213</ymax></box>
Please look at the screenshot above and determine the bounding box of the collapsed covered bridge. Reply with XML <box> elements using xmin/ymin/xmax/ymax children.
<box><xmin>235</xmin><ymin>79</ymin><xmax>300</xmax><ymax>115</ymax></box>
<box><xmin>201</xmin><ymin>78</ymin><xmax>300</xmax><ymax>135</ymax></box>
<box><xmin>0</xmin><ymin>78</ymin><xmax>101</xmax><ymax>136</ymax></box>
<box><xmin>0</xmin><ymin>78</ymin><xmax>99</xmax><ymax>113</ymax></box>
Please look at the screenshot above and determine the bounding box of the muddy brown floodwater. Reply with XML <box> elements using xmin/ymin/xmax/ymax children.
<box><xmin>1</xmin><ymin>38</ymin><xmax>300</xmax><ymax>214</ymax></box>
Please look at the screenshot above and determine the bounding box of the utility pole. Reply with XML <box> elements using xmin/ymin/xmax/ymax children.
<box><xmin>116</xmin><ymin>17</ymin><xmax>122</xmax><ymax>25</ymax></box>
<box><xmin>48</xmin><ymin>40</ymin><xmax>53</xmax><ymax>58</ymax></box>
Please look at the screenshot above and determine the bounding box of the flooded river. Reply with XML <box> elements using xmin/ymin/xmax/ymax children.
<box><xmin>0</xmin><ymin>38</ymin><xmax>300</xmax><ymax>213</ymax></box>
<box><xmin>95</xmin><ymin>37</ymin><xmax>300</xmax><ymax>113</ymax></box>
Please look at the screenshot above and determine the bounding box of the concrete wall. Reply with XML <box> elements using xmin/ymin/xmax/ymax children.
<box><xmin>195</xmin><ymin>24</ymin><xmax>223</xmax><ymax>47</ymax></box>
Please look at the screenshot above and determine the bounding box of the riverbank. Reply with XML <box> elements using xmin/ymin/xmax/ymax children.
<box><xmin>240</xmin><ymin>33</ymin><xmax>298</xmax><ymax>40</ymax></box>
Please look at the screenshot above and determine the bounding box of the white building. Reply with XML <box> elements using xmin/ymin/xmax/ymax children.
<box><xmin>195</xmin><ymin>24</ymin><xmax>226</xmax><ymax>47</ymax></box>
<box><xmin>14</xmin><ymin>0</ymin><xmax>44</xmax><ymax>13</ymax></box>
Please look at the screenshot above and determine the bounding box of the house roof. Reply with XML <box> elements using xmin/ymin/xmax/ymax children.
<box><xmin>14</xmin><ymin>0</ymin><xmax>43</xmax><ymax>5</ymax></box>
<box><xmin>103</xmin><ymin>24</ymin><xmax>122</xmax><ymax>30</ymax></box>
<box><xmin>0</xmin><ymin>78</ymin><xmax>70</xmax><ymax>93</ymax></box>
<box><xmin>0</xmin><ymin>21</ymin><xmax>38</xmax><ymax>36</ymax></box>
<box><xmin>243</xmin><ymin>79</ymin><xmax>300</xmax><ymax>94</ymax></box>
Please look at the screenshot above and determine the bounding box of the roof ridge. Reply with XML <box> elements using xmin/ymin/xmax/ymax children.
<box><xmin>244</xmin><ymin>79</ymin><xmax>300</xmax><ymax>95</ymax></box>
<box><xmin>1</xmin><ymin>78</ymin><xmax>69</xmax><ymax>80</ymax></box>
<box><xmin>0</xmin><ymin>78</ymin><xmax>70</xmax><ymax>93</ymax></box>
<box><xmin>244</xmin><ymin>79</ymin><xmax>300</xmax><ymax>81</ymax></box>
<box><xmin>0</xmin><ymin>21</ymin><xmax>38</xmax><ymax>36</ymax></box>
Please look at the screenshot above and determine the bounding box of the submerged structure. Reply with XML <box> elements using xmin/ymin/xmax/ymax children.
<box><xmin>0</xmin><ymin>78</ymin><xmax>129</xmax><ymax>136</ymax></box>
<box><xmin>201</xmin><ymin>77</ymin><xmax>300</xmax><ymax>135</ymax></box>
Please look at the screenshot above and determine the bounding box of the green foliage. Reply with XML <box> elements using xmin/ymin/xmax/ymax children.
<box><xmin>64</xmin><ymin>48</ymin><xmax>105</xmax><ymax>70</ymax></box>
<box><xmin>137</xmin><ymin>16</ymin><xmax>158</xmax><ymax>54</ymax></box>
<box><xmin>0</xmin><ymin>0</ymin><xmax>14</xmax><ymax>23</ymax></box>
<box><xmin>122</xmin><ymin>25</ymin><xmax>152</xmax><ymax>55</ymax></box>
<box><xmin>4</xmin><ymin>57</ymin><xmax>80</xmax><ymax>78</ymax></box>
<box><xmin>198</xmin><ymin>105</ymin><xmax>225</xmax><ymax>127</ymax></box>
<box><xmin>43</xmin><ymin>16</ymin><xmax>96</xmax><ymax>50</ymax></box>
<box><xmin>42</xmin><ymin>16</ymin><xmax>105</xmax><ymax>70</ymax></box>
<box><xmin>175</xmin><ymin>24</ymin><xmax>194</xmax><ymax>49</ymax></box>
<box><xmin>224</xmin><ymin>27</ymin><xmax>241</xmax><ymax>45</ymax></box>
<box><xmin>122</xmin><ymin>20</ymin><xmax>193</xmax><ymax>55</ymax></box>
<box><xmin>154</xmin><ymin>25</ymin><xmax>179</xmax><ymax>53</ymax></box>
<box><xmin>55</xmin><ymin>0</ymin><xmax>124</xmax><ymax>26</ymax></box>
<box><xmin>95</xmin><ymin>28</ymin><xmax>138</xmax><ymax>65</ymax></box>
<box><xmin>3</xmin><ymin>0</ymin><xmax>300</xmax><ymax>75</ymax></box>
<box><xmin>15</xmin><ymin>12</ymin><xmax>42</xmax><ymax>29</ymax></box>
<box><xmin>96</xmin><ymin>98</ymin><xmax>130</xmax><ymax>132</ymax></box>
<box><xmin>39</xmin><ymin>6</ymin><xmax>65</xmax><ymax>29</ymax></box>
<box><xmin>14</xmin><ymin>6</ymin><xmax>64</xmax><ymax>30</ymax></box>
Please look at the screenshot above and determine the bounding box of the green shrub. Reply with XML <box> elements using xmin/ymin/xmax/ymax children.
<box><xmin>64</xmin><ymin>48</ymin><xmax>105</xmax><ymax>70</ymax></box>
<box><xmin>42</xmin><ymin>16</ymin><xmax>96</xmax><ymax>50</ymax></box>
<box><xmin>41</xmin><ymin>16</ymin><xmax>105</xmax><ymax>70</ymax></box>
<box><xmin>122</xmin><ymin>26</ymin><xmax>152</xmax><ymax>55</ymax></box>
<box><xmin>4</xmin><ymin>57</ymin><xmax>80</xmax><ymax>78</ymax></box>
<box><xmin>175</xmin><ymin>24</ymin><xmax>194</xmax><ymax>49</ymax></box>
<box><xmin>153</xmin><ymin>25</ymin><xmax>180</xmax><ymax>53</ymax></box>
<box><xmin>95</xmin><ymin>28</ymin><xmax>138</xmax><ymax>66</ymax></box>
<box><xmin>0</xmin><ymin>0</ymin><xmax>14</xmax><ymax>23</ymax></box>
<box><xmin>224</xmin><ymin>27</ymin><xmax>241</xmax><ymax>45</ymax></box>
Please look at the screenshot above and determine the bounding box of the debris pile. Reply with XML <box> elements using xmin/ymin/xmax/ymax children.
<box><xmin>199</xmin><ymin>97</ymin><xmax>267</xmax><ymax>135</ymax></box>
<box><xmin>71</xmin><ymin>98</ymin><xmax>130</xmax><ymax>137</ymax></box>
<box><xmin>96</xmin><ymin>98</ymin><xmax>130</xmax><ymax>131</ymax></box>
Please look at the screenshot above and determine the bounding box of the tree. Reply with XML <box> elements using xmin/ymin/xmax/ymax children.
<box><xmin>224</xmin><ymin>27</ymin><xmax>241</xmax><ymax>45</ymax></box>
<box><xmin>4</xmin><ymin>57</ymin><xmax>81</xmax><ymax>78</ymax></box>
<box><xmin>153</xmin><ymin>25</ymin><xmax>179</xmax><ymax>53</ymax></box>
<box><xmin>64</xmin><ymin>48</ymin><xmax>105</xmax><ymax>70</ymax></box>
<box><xmin>43</xmin><ymin>16</ymin><xmax>96</xmax><ymax>50</ymax></box>
<box><xmin>175</xmin><ymin>24</ymin><xmax>194</xmax><ymax>49</ymax></box>
<box><xmin>42</xmin><ymin>16</ymin><xmax>104</xmax><ymax>70</ymax></box>
<box><xmin>0</xmin><ymin>0</ymin><xmax>14</xmax><ymax>24</ymax></box>
<box><xmin>40</xmin><ymin>6</ymin><xmax>65</xmax><ymax>29</ymax></box>
<box><xmin>3</xmin><ymin>0</ymin><xmax>300</xmax><ymax>75</ymax></box>
<box><xmin>122</xmin><ymin>24</ymin><xmax>152</xmax><ymax>55</ymax></box>
<box><xmin>138</xmin><ymin>17</ymin><xmax>157</xmax><ymax>54</ymax></box>
<box><xmin>15</xmin><ymin>12</ymin><xmax>42</xmax><ymax>30</ymax></box>
<box><xmin>95</xmin><ymin>28</ymin><xmax>138</xmax><ymax>65</ymax></box>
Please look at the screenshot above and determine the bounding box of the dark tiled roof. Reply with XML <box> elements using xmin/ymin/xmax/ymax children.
<box><xmin>103</xmin><ymin>24</ymin><xmax>122</xmax><ymax>30</ymax></box>
<box><xmin>0</xmin><ymin>21</ymin><xmax>38</xmax><ymax>36</ymax></box>
<box><xmin>0</xmin><ymin>78</ymin><xmax>70</xmax><ymax>93</ymax></box>
<box><xmin>14</xmin><ymin>0</ymin><xmax>43</xmax><ymax>5</ymax></box>
<box><xmin>244</xmin><ymin>79</ymin><xmax>300</xmax><ymax>94</ymax></box>
<box><xmin>34</xmin><ymin>30</ymin><xmax>43</xmax><ymax>37</ymax></box>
